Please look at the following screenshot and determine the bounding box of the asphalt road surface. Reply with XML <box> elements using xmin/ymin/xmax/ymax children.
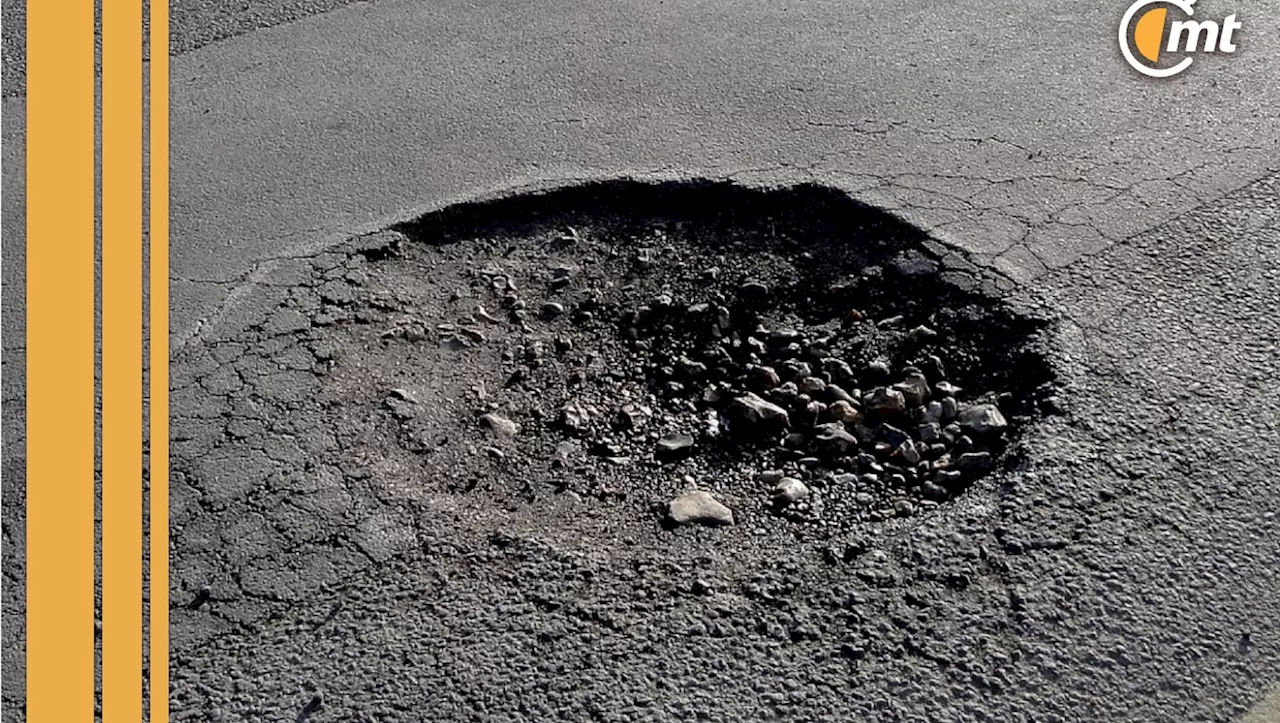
<box><xmin>1</xmin><ymin>0</ymin><xmax>381</xmax><ymax>97</ymax></box>
<box><xmin>2</xmin><ymin>0</ymin><xmax>1279</xmax><ymax>720</ymax></box>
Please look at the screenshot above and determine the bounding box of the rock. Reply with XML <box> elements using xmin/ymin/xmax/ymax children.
<box><xmin>822</xmin><ymin>358</ymin><xmax>855</xmax><ymax>384</ymax></box>
<box><xmin>935</xmin><ymin>381</ymin><xmax>962</xmax><ymax>397</ymax></box>
<box><xmin>812</xmin><ymin>423</ymin><xmax>858</xmax><ymax>456</ymax></box>
<box><xmin>879</xmin><ymin>424</ymin><xmax>910</xmax><ymax>447</ymax></box>
<box><xmin>772</xmin><ymin>477</ymin><xmax>810</xmax><ymax>505</ymax></box>
<box><xmin>553</xmin><ymin>441</ymin><xmax>578</xmax><ymax>466</ymax></box>
<box><xmin>388</xmin><ymin>386</ymin><xmax>419</xmax><ymax>402</ymax></box>
<box><xmin>729</xmin><ymin>393</ymin><xmax>791</xmax><ymax>431</ymax></box>
<box><xmin>548</xmin><ymin>263</ymin><xmax>577</xmax><ymax>280</ymax></box>
<box><xmin>893</xmin><ymin>373</ymin><xmax>931</xmax><ymax>406</ymax></box>
<box><xmin>540</xmin><ymin>302</ymin><xmax>565</xmax><ymax>319</ymax></box>
<box><xmin>827</xmin><ymin>400</ymin><xmax>862</xmax><ymax>425</ymax></box>
<box><xmin>480</xmin><ymin>413</ymin><xmax>520</xmax><ymax>438</ymax></box>
<box><xmin>768</xmin><ymin>329</ymin><xmax>802</xmax><ymax>346</ymax></box>
<box><xmin>656</xmin><ymin>434</ymin><xmax>696</xmax><ymax>460</ymax></box>
<box><xmin>559</xmin><ymin>404</ymin><xmax>591</xmax><ymax>432</ymax></box>
<box><xmin>615</xmin><ymin>405</ymin><xmax>650</xmax><ymax>430</ymax></box>
<box><xmin>893</xmin><ymin>440</ymin><xmax>922</xmax><ymax>465</ymax></box>
<box><xmin>921</xmin><ymin>482</ymin><xmax>949</xmax><ymax>501</ymax></box>
<box><xmin>958</xmin><ymin>404</ymin><xmax>1008</xmax><ymax>435</ymax></box>
<box><xmin>667</xmin><ymin>491</ymin><xmax>735</xmax><ymax>527</ymax></box>
<box><xmin>739</xmin><ymin>280</ymin><xmax>770</xmax><ymax>299</ymax></box>
<box><xmin>780</xmin><ymin>360</ymin><xmax>813</xmax><ymax>381</ymax></box>
<box><xmin>923</xmin><ymin>401</ymin><xmax>944</xmax><ymax>425</ymax></box>
<box><xmin>757</xmin><ymin>470</ymin><xmax>786</xmax><ymax>485</ymax></box>
<box><xmin>748</xmin><ymin>365</ymin><xmax>781</xmax><ymax>389</ymax></box>
<box><xmin>768</xmin><ymin>382</ymin><xmax>799</xmax><ymax>406</ymax></box>
<box><xmin>906</xmin><ymin>325</ymin><xmax>938</xmax><ymax>342</ymax></box>
<box><xmin>825</xmin><ymin>384</ymin><xmax>856</xmax><ymax>404</ymax></box>
<box><xmin>921</xmin><ymin>354</ymin><xmax>947</xmax><ymax>381</ymax></box>
<box><xmin>941</xmin><ymin>397</ymin><xmax>960</xmax><ymax>423</ymax></box>
<box><xmin>864</xmin><ymin>387</ymin><xmax>907</xmax><ymax>415</ymax></box>
<box><xmin>802</xmin><ymin>401</ymin><xmax>826</xmax><ymax>426</ymax></box>
<box><xmin>917</xmin><ymin>422</ymin><xmax>942</xmax><ymax>444</ymax></box>
<box><xmin>863</xmin><ymin>360</ymin><xmax>892</xmax><ymax>382</ymax></box>
<box><xmin>935</xmin><ymin>469</ymin><xmax>963</xmax><ymax>487</ymax></box>
<box><xmin>800</xmin><ymin>377</ymin><xmax>828</xmax><ymax>395</ymax></box>
<box><xmin>953</xmin><ymin>451</ymin><xmax>994</xmax><ymax>473</ymax></box>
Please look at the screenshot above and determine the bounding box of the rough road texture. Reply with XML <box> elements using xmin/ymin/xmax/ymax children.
<box><xmin>1</xmin><ymin>0</ymin><xmax>382</xmax><ymax>97</ymax></box>
<box><xmin>152</xmin><ymin>179</ymin><xmax>1280</xmax><ymax>722</ymax></box>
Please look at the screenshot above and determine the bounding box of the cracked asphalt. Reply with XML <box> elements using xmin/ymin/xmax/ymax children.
<box><xmin>3</xmin><ymin>0</ymin><xmax>1280</xmax><ymax>720</ymax></box>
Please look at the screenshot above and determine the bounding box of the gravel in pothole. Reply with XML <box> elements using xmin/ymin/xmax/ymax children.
<box><xmin>287</xmin><ymin>181</ymin><xmax>1057</xmax><ymax>540</ymax></box>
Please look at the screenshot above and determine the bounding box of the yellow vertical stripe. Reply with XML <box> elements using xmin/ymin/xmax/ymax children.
<box><xmin>103</xmin><ymin>0</ymin><xmax>144</xmax><ymax>719</ymax></box>
<box><xmin>149</xmin><ymin>0</ymin><xmax>171</xmax><ymax>720</ymax></box>
<box><xmin>26</xmin><ymin>0</ymin><xmax>96</xmax><ymax>719</ymax></box>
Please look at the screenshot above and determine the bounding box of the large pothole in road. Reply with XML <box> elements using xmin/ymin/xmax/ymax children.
<box><xmin>290</xmin><ymin>180</ymin><xmax>1057</xmax><ymax>539</ymax></box>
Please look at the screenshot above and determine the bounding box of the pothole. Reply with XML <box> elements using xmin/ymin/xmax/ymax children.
<box><xmin>296</xmin><ymin>180</ymin><xmax>1057</xmax><ymax>537</ymax></box>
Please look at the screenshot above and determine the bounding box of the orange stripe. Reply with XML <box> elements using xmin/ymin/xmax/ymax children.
<box><xmin>149</xmin><ymin>0</ymin><xmax>171</xmax><ymax>719</ymax></box>
<box><xmin>102</xmin><ymin>0</ymin><xmax>145</xmax><ymax>719</ymax></box>
<box><xmin>1134</xmin><ymin>7</ymin><xmax>1168</xmax><ymax>64</ymax></box>
<box><xmin>26</xmin><ymin>0</ymin><xmax>96</xmax><ymax>719</ymax></box>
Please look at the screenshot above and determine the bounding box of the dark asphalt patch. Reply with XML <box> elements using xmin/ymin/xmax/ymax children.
<box><xmin>368</xmin><ymin>181</ymin><xmax>1059</xmax><ymax>531</ymax></box>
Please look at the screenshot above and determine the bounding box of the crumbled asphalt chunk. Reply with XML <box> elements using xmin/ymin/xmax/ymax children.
<box><xmin>667</xmin><ymin>490</ymin><xmax>735</xmax><ymax>527</ymax></box>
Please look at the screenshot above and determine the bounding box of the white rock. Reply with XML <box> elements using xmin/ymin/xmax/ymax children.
<box><xmin>772</xmin><ymin>477</ymin><xmax>810</xmax><ymax>505</ymax></box>
<box><xmin>667</xmin><ymin>491</ymin><xmax>735</xmax><ymax>527</ymax></box>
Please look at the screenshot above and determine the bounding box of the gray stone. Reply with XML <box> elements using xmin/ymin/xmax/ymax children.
<box><xmin>825</xmin><ymin>384</ymin><xmax>856</xmax><ymax>404</ymax></box>
<box><xmin>656</xmin><ymin>434</ymin><xmax>696</xmax><ymax>459</ymax></box>
<box><xmin>812</xmin><ymin>423</ymin><xmax>858</xmax><ymax>456</ymax></box>
<box><xmin>953</xmin><ymin>451</ymin><xmax>994</xmax><ymax>472</ymax></box>
<box><xmin>893</xmin><ymin>372</ymin><xmax>931</xmax><ymax>407</ymax></box>
<box><xmin>667</xmin><ymin>491</ymin><xmax>735</xmax><ymax>527</ymax></box>
<box><xmin>757</xmin><ymin>470</ymin><xmax>786</xmax><ymax>485</ymax></box>
<box><xmin>800</xmin><ymin>376</ymin><xmax>828</xmax><ymax>395</ymax></box>
<box><xmin>749</xmin><ymin>365</ymin><xmax>781</xmax><ymax>389</ymax></box>
<box><xmin>879</xmin><ymin>424</ymin><xmax>910</xmax><ymax>447</ymax></box>
<box><xmin>917</xmin><ymin>422</ymin><xmax>942</xmax><ymax>444</ymax></box>
<box><xmin>935</xmin><ymin>381</ymin><xmax>962</xmax><ymax>397</ymax></box>
<box><xmin>822</xmin><ymin>358</ymin><xmax>855</xmax><ymax>384</ymax></box>
<box><xmin>893</xmin><ymin>440</ymin><xmax>922</xmax><ymax>465</ymax></box>
<box><xmin>772</xmin><ymin>477</ymin><xmax>810</xmax><ymax>505</ymax></box>
<box><xmin>941</xmin><ymin>397</ymin><xmax>960</xmax><ymax>423</ymax></box>
<box><xmin>560</xmin><ymin>404</ymin><xmax>591</xmax><ymax>432</ymax></box>
<box><xmin>730</xmin><ymin>393</ymin><xmax>791</xmax><ymax>430</ymax></box>
<box><xmin>480</xmin><ymin>413</ymin><xmax>520</xmax><ymax>438</ymax></box>
<box><xmin>864</xmin><ymin>387</ymin><xmax>907</xmax><ymax>415</ymax></box>
<box><xmin>827</xmin><ymin>400</ymin><xmax>861</xmax><ymax>425</ymax></box>
<box><xmin>958</xmin><ymin>403</ymin><xmax>1008</xmax><ymax>435</ymax></box>
<box><xmin>906</xmin><ymin>325</ymin><xmax>938</xmax><ymax>342</ymax></box>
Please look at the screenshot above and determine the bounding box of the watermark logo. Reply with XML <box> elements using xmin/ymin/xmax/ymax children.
<box><xmin>1119</xmin><ymin>0</ymin><xmax>1242</xmax><ymax>77</ymax></box>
